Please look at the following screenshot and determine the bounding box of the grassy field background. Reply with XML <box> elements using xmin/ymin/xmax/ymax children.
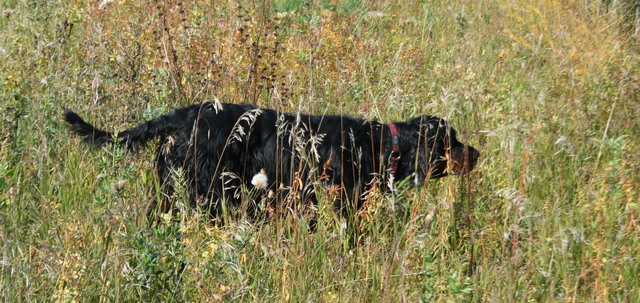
<box><xmin>1</xmin><ymin>0</ymin><xmax>639</xmax><ymax>301</ymax></box>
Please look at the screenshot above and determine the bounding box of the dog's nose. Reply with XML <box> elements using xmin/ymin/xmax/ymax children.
<box><xmin>463</xmin><ymin>145</ymin><xmax>480</xmax><ymax>173</ymax></box>
<box><xmin>469</xmin><ymin>147</ymin><xmax>480</xmax><ymax>162</ymax></box>
<box><xmin>449</xmin><ymin>145</ymin><xmax>479</xmax><ymax>174</ymax></box>
<box><xmin>465</xmin><ymin>146</ymin><xmax>479</xmax><ymax>168</ymax></box>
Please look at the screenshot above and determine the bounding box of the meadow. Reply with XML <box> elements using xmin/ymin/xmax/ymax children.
<box><xmin>1</xmin><ymin>0</ymin><xmax>639</xmax><ymax>301</ymax></box>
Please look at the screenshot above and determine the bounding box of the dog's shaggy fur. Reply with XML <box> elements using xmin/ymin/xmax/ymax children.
<box><xmin>64</xmin><ymin>102</ymin><xmax>479</xmax><ymax>216</ymax></box>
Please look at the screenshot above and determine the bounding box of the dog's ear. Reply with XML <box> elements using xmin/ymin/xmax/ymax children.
<box><xmin>408</xmin><ymin>115</ymin><xmax>428</xmax><ymax>126</ymax></box>
<box><xmin>409</xmin><ymin>116</ymin><xmax>443</xmax><ymax>132</ymax></box>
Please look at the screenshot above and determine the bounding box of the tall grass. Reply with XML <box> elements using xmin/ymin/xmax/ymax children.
<box><xmin>1</xmin><ymin>0</ymin><xmax>638</xmax><ymax>301</ymax></box>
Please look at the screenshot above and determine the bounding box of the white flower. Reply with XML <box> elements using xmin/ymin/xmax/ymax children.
<box><xmin>113</xmin><ymin>179</ymin><xmax>126</xmax><ymax>192</ymax></box>
<box><xmin>98</xmin><ymin>0</ymin><xmax>113</xmax><ymax>9</ymax></box>
<box><xmin>365</xmin><ymin>11</ymin><xmax>385</xmax><ymax>20</ymax></box>
<box><xmin>3</xmin><ymin>9</ymin><xmax>14</xmax><ymax>18</ymax></box>
<box><xmin>251</xmin><ymin>169</ymin><xmax>268</xmax><ymax>189</ymax></box>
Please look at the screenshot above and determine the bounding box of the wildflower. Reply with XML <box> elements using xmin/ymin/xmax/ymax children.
<box><xmin>2</xmin><ymin>9</ymin><xmax>14</xmax><ymax>18</ymax></box>
<box><xmin>113</xmin><ymin>179</ymin><xmax>126</xmax><ymax>192</ymax></box>
<box><xmin>161</xmin><ymin>212</ymin><xmax>172</xmax><ymax>224</ymax></box>
<box><xmin>365</xmin><ymin>11</ymin><xmax>385</xmax><ymax>20</ymax></box>
<box><xmin>251</xmin><ymin>169</ymin><xmax>268</xmax><ymax>189</ymax></box>
<box><xmin>179</xmin><ymin>221</ymin><xmax>192</xmax><ymax>233</ymax></box>
<box><xmin>98</xmin><ymin>0</ymin><xmax>113</xmax><ymax>9</ymax></box>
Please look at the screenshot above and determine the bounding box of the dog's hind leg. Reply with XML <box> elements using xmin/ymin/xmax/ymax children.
<box><xmin>146</xmin><ymin>150</ymin><xmax>177</xmax><ymax>223</ymax></box>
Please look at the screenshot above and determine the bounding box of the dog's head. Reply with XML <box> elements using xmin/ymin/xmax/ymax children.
<box><xmin>403</xmin><ymin>116</ymin><xmax>479</xmax><ymax>185</ymax></box>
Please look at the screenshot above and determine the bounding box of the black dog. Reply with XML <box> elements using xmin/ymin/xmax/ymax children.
<box><xmin>64</xmin><ymin>102</ymin><xmax>479</xmax><ymax>217</ymax></box>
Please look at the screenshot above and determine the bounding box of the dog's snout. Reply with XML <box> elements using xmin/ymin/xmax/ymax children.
<box><xmin>468</xmin><ymin>146</ymin><xmax>480</xmax><ymax>163</ymax></box>
<box><xmin>450</xmin><ymin>144</ymin><xmax>479</xmax><ymax>174</ymax></box>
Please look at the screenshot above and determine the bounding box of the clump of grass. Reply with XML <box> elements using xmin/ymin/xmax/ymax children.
<box><xmin>0</xmin><ymin>0</ymin><xmax>638</xmax><ymax>301</ymax></box>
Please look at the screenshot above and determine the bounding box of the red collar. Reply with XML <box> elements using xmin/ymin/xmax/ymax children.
<box><xmin>387</xmin><ymin>123</ymin><xmax>401</xmax><ymax>175</ymax></box>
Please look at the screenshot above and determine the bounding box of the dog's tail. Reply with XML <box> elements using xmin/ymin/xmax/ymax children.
<box><xmin>63</xmin><ymin>108</ymin><xmax>182</xmax><ymax>150</ymax></box>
